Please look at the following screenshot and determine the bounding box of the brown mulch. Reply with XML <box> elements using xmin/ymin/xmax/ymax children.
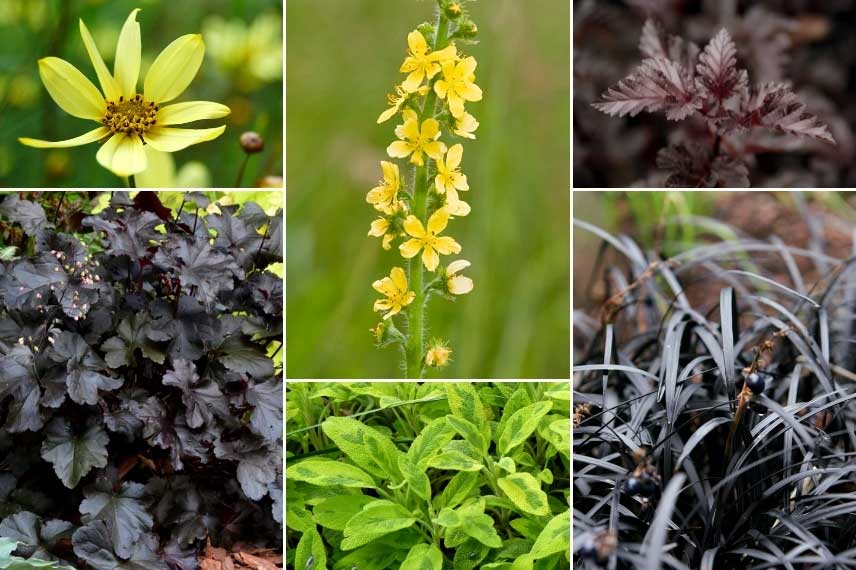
<box><xmin>199</xmin><ymin>540</ymin><xmax>283</xmax><ymax>570</ymax></box>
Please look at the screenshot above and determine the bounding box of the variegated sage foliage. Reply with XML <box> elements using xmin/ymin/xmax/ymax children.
<box><xmin>0</xmin><ymin>192</ymin><xmax>283</xmax><ymax>567</ymax></box>
<box><xmin>285</xmin><ymin>382</ymin><xmax>570</xmax><ymax>570</ymax></box>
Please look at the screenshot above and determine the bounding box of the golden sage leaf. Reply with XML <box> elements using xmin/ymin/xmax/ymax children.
<box><xmin>426</xmin><ymin>450</ymin><xmax>483</xmax><ymax>472</ymax></box>
<box><xmin>321</xmin><ymin>416</ymin><xmax>403</xmax><ymax>481</ymax></box>
<box><xmin>529</xmin><ymin>509</ymin><xmax>570</xmax><ymax>559</ymax></box>
<box><xmin>294</xmin><ymin>526</ymin><xmax>327</xmax><ymax>570</ymax></box>
<box><xmin>407</xmin><ymin>416</ymin><xmax>457</xmax><ymax>470</ymax></box>
<box><xmin>497</xmin><ymin>473</ymin><xmax>550</xmax><ymax>516</ymax></box>
<box><xmin>446</xmin><ymin>415</ymin><xmax>487</xmax><ymax>456</ymax></box>
<box><xmin>446</xmin><ymin>383</ymin><xmax>486</xmax><ymax>430</ymax></box>
<box><xmin>495</xmin><ymin>388</ymin><xmax>531</xmax><ymax>444</ymax></box>
<box><xmin>312</xmin><ymin>494</ymin><xmax>375</xmax><ymax>530</ymax></box>
<box><xmin>436</xmin><ymin>471</ymin><xmax>480</xmax><ymax>510</ymax></box>
<box><xmin>400</xmin><ymin>543</ymin><xmax>443</xmax><ymax>570</ymax></box>
<box><xmin>342</xmin><ymin>503</ymin><xmax>416</xmax><ymax>544</ymax></box>
<box><xmin>436</xmin><ymin>507</ymin><xmax>463</xmax><ymax>528</ymax></box>
<box><xmin>398</xmin><ymin>455</ymin><xmax>431</xmax><ymax>501</ymax></box>
<box><xmin>285</xmin><ymin>458</ymin><xmax>377</xmax><ymax>489</ymax></box>
<box><xmin>459</xmin><ymin>512</ymin><xmax>503</xmax><ymax>548</ymax></box>
<box><xmin>453</xmin><ymin>538</ymin><xmax>492</xmax><ymax>570</ymax></box>
<box><xmin>498</xmin><ymin>401</ymin><xmax>553</xmax><ymax>455</ymax></box>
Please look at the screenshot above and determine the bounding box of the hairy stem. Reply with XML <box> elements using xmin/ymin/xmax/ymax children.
<box><xmin>404</xmin><ymin>12</ymin><xmax>449</xmax><ymax>379</ymax></box>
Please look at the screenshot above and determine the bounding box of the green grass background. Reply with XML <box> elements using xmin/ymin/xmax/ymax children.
<box><xmin>0</xmin><ymin>0</ymin><xmax>282</xmax><ymax>187</ymax></box>
<box><xmin>287</xmin><ymin>0</ymin><xmax>570</xmax><ymax>379</ymax></box>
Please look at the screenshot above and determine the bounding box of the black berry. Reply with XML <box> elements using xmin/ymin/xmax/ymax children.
<box><xmin>625</xmin><ymin>477</ymin><xmax>642</xmax><ymax>495</ymax></box>
<box><xmin>746</xmin><ymin>372</ymin><xmax>765</xmax><ymax>394</ymax></box>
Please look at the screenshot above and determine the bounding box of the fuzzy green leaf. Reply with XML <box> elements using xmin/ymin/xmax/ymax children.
<box><xmin>426</xmin><ymin>450</ymin><xmax>482</xmax><ymax>472</ymax></box>
<box><xmin>322</xmin><ymin>417</ymin><xmax>403</xmax><ymax>481</ymax></box>
<box><xmin>529</xmin><ymin>510</ymin><xmax>570</xmax><ymax>559</ymax></box>
<box><xmin>312</xmin><ymin>494</ymin><xmax>375</xmax><ymax>530</ymax></box>
<box><xmin>446</xmin><ymin>415</ymin><xmax>487</xmax><ymax>456</ymax></box>
<box><xmin>437</xmin><ymin>471</ymin><xmax>480</xmax><ymax>510</ymax></box>
<box><xmin>460</xmin><ymin>512</ymin><xmax>502</xmax><ymax>548</ymax></box>
<box><xmin>498</xmin><ymin>401</ymin><xmax>552</xmax><ymax>455</ymax></box>
<box><xmin>446</xmin><ymin>384</ymin><xmax>486</xmax><ymax>430</ymax></box>
<box><xmin>295</xmin><ymin>526</ymin><xmax>327</xmax><ymax>570</ymax></box>
<box><xmin>497</xmin><ymin>473</ymin><xmax>550</xmax><ymax>516</ymax></box>
<box><xmin>342</xmin><ymin>503</ymin><xmax>416</xmax><ymax>549</ymax></box>
<box><xmin>286</xmin><ymin>458</ymin><xmax>377</xmax><ymax>489</ymax></box>
<box><xmin>407</xmin><ymin>417</ymin><xmax>457</xmax><ymax>470</ymax></box>
<box><xmin>398</xmin><ymin>456</ymin><xmax>431</xmax><ymax>501</ymax></box>
<box><xmin>400</xmin><ymin>543</ymin><xmax>442</xmax><ymax>570</ymax></box>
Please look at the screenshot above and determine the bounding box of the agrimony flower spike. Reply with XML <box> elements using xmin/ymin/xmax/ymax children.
<box><xmin>367</xmin><ymin>0</ymin><xmax>481</xmax><ymax>377</ymax></box>
<box><xmin>20</xmin><ymin>8</ymin><xmax>230</xmax><ymax>180</ymax></box>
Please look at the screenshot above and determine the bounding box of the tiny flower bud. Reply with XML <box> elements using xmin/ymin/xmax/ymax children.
<box><xmin>444</xmin><ymin>1</ymin><xmax>463</xmax><ymax>19</ymax></box>
<box><xmin>240</xmin><ymin>131</ymin><xmax>264</xmax><ymax>154</ymax></box>
<box><xmin>425</xmin><ymin>340</ymin><xmax>452</xmax><ymax>368</ymax></box>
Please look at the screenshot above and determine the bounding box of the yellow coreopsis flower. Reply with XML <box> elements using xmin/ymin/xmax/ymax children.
<box><xmin>434</xmin><ymin>143</ymin><xmax>469</xmax><ymax>203</ymax></box>
<box><xmin>387</xmin><ymin>109</ymin><xmax>446</xmax><ymax>167</ymax></box>
<box><xmin>444</xmin><ymin>259</ymin><xmax>474</xmax><ymax>295</ymax></box>
<box><xmin>434</xmin><ymin>56</ymin><xmax>482</xmax><ymax>118</ymax></box>
<box><xmin>399</xmin><ymin>30</ymin><xmax>457</xmax><ymax>93</ymax></box>
<box><xmin>19</xmin><ymin>9</ymin><xmax>230</xmax><ymax>178</ymax></box>
<box><xmin>372</xmin><ymin>267</ymin><xmax>416</xmax><ymax>320</ymax></box>
<box><xmin>399</xmin><ymin>207</ymin><xmax>461</xmax><ymax>272</ymax></box>
<box><xmin>454</xmin><ymin>112</ymin><xmax>479</xmax><ymax>139</ymax></box>
<box><xmin>366</xmin><ymin>161</ymin><xmax>400</xmax><ymax>213</ymax></box>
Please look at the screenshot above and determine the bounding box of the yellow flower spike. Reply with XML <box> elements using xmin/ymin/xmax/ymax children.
<box><xmin>399</xmin><ymin>30</ymin><xmax>458</xmax><ymax>93</ymax></box>
<box><xmin>19</xmin><ymin>8</ymin><xmax>230</xmax><ymax>179</ymax></box>
<box><xmin>434</xmin><ymin>56</ymin><xmax>483</xmax><ymax>118</ymax></box>
<box><xmin>425</xmin><ymin>340</ymin><xmax>452</xmax><ymax>368</ymax></box>
<box><xmin>399</xmin><ymin>207</ymin><xmax>461</xmax><ymax>272</ymax></box>
<box><xmin>366</xmin><ymin>161</ymin><xmax>401</xmax><ymax>213</ymax></box>
<box><xmin>386</xmin><ymin>109</ymin><xmax>446</xmax><ymax>166</ymax></box>
<box><xmin>454</xmin><ymin>112</ymin><xmax>479</xmax><ymax>139</ymax></box>
<box><xmin>372</xmin><ymin>267</ymin><xmax>416</xmax><ymax>320</ymax></box>
<box><xmin>434</xmin><ymin>143</ymin><xmax>469</xmax><ymax>203</ymax></box>
<box><xmin>445</xmin><ymin>259</ymin><xmax>474</xmax><ymax>295</ymax></box>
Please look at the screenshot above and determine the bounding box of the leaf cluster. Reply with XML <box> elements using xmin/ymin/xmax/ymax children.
<box><xmin>285</xmin><ymin>382</ymin><xmax>570</xmax><ymax>569</ymax></box>
<box><xmin>574</xmin><ymin>211</ymin><xmax>856</xmax><ymax>568</ymax></box>
<box><xmin>0</xmin><ymin>192</ymin><xmax>283</xmax><ymax>568</ymax></box>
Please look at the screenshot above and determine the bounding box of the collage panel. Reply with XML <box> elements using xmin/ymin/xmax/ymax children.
<box><xmin>573</xmin><ymin>2</ymin><xmax>854</xmax><ymax>188</ymax></box>
<box><xmin>0</xmin><ymin>191</ymin><xmax>283</xmax><ymax>568</ymax></box>
<box><xmin>573</xmin><ymin>191</ymin><xmax>856</xmax><ymax>567</ymax></box>
<box><xmin>286</xmin><ymin>0</ymin><xmax>570</xmax><ymax>379</ymax></box>
<box><xmin>0</xmin><ymin>0</ymin><xmax>282</xmax><ymax>189</ymax></box>
<box><xmin>286</xmin><ymin>381</ymin><xmax>571</xmax><ymax>569</ymax></box>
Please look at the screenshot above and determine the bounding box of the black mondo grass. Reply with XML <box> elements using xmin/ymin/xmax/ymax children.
<box><xmin>573</xmin><ymin>214</ymin><xmax>856</xmax><ymax>570</ymax></box>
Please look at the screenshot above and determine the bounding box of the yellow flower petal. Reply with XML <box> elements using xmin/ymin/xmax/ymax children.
<box><xmin>431</xmin><ymin>44</ymin><xmax>458</xmax><ymax>62</ymax></box>
<box><xmin>421</xmin><ymin>118</ymin><xmax>440</xmax><ymax>140</ymax></box>
<box><xmin>377</xmin><ymin>106</ymin><xmax>399</xmax><ymax>124</ymax></box>
<box><xmin>447</xmin><ymin>259</ymin><xmax>471</xmax><ymax>275</ymax></box>
<box><xmin>407</xmin><ymin>30</ymin><xmax>428</xmax><ymax>56</ymax></box>
<box><xmin>374</xmin><ymin>299</ymin><xmax>393</xmax><ymax>312</ymax></box>
<box><xmin>386</xmin><ymin>140</ymin><xmax>413</xmax><ymax>159</ymax></box>
<box><xmin>114</xmin><ymin>9</ymin><xmax>141</xmax><ymax>98</ymax></box>
<box><xmin>144</xmin><ymin>34</ymin><xmax>205</xmax><ymax>103</ymax></box>
<box><xmin>403</xmin><ymin>291</ymin><xmax>416</xmax><ymax>305</ymax></box>
<box><xmin>402</xmin><ymin>115</ymin><xmax>420</xmax><ymax>141</ymax></box>
<box><xmin>402</xmin><ymin>215</ymin><xmax>426</xmax><ymax>238</ymax></box>
<box><xmin>368</xmin><ymin>218</ymin><xmax>389</xmax><ymax>237</ymax></box>
<box><xmin>459</xmin><ymin>82</ymin><xmax>483</xmax><ymax>102</ymax></box>
<box><xmin>381</xmin><ymin>161</ymin><xmax>399</xmax><ymax>186</ymax></box>
<box><xmin>447</xmin><ymin>198</ymin><xmax>470</xmax><ymax>217</ymax></box>
<box><xmin>382</xmin><ymin>305</ymin><xmax>401</xmax><ymax>320</ymax></box>
<box><xmin>399</xmin><ymin>239</ymin><xmax>423</xmax><ymax>259</ymax></box>
<box><xmin>19</xmin><ymin>126</ymin><xmax>109</xmax><ymax>149</ymax></box>
<box><xmin>96</xmin><ymin>133</ymin><xmax>147</xmax><ymax>176</ymax></box>
<box><xmin>448</xmin><ymin>275</ymin><xmax>474</xmax><ymax>295</ymax></box>
<box><xmin>448</xmin><ymin>92</ymin><xmax>465</xmax><ymax>118</ymax></box>
<box><xmin>372</xmin><ymin>277</ymin><xmax>396</xmax><ymax>296</ymax></box>
<box><xmin>37</xmin><ymin>57</ymin><xmax>106</xmax><ymax>120</ymax></box>
<box><xmin>424</xmin><ymin>141</ymin><xmax>446</xmax><ymax>161</ymax></box>
<box><xmin>427</xmin><ymin>208</ymin><xmax>450</xmax><ymax>234</ymax></box>
<box><xmin>422</xmin><ymin>246</ymin><xmax>440</xmax><ymax>272</ymax></box>
<box><xmin>135</xmin><ymin>146</ymin><xmax>176</xmax><ymax>188</ymax></box>
<box><xmin>156</xmin><ymin>101</ymin><xmax>231</xmax><ymax>126</ymax></box>
<box><xmin>453</xmin><ymin>172</ymin><xmax>469</xmax><ymax>191</ymax></box>
<box><xmin>145</xmin><ymin>126</ymin><xmax>226</xmax><ymax>152</ymax></box>
<box><xmin>433</xmin><ymin>236</ymin><xmax>461</xmax><ymax>255</ymax></box>
<box><xmin>401</xmin><ymin>70</ymin><xmax>424</xmax><ymax>93</ymax></box>
<box><xmin>79</xmin><ymin>18</ymin><xmax>121</xmax><ymax>101</ymax></box>
<box><xmin>390</xmin><ymin>267</ymin><xmax>408</xmax><ymax>291</ymax></box>
<box><xmin>446</xmin><ymin>144</ymin><xmax>463</xmax><ymax>170</ymax></box>
<box><xmin>434</xmin><ymin>79</ymin><xmax>449</xmax><ymax>99</ymax></box>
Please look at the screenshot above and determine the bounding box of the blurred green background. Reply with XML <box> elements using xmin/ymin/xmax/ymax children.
<box><xmin>0</xmin><ymin>0</ymin><xmax>282</xmax><ymax>187</ymax></box>
<box><xmin>287</xmin><ymin>0</ymin><xmax>570</xmax><ymax>379</ymax></box>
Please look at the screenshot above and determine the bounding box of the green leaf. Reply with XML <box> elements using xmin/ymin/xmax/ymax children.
<box><xmin>446</xmin><ymin>384</ymin><xmax>486</xmax><ymax>430</ymax></box>
<box><xmin>407</xmin><ymin>417</ymin><xmax>456</xmax><ymax>470</ymax></box>
<box><xmin>285</xmin><ymin>501</ymin><xmax>315</xmax><ymax>533</ymax></box>
<box><xmin>497</xmin><ymin>473</ymin><xmax>550</xmax><ymax>516</ymax></box>
<box><xmin>322</xmin><ymin>417</ymin><xmax>403</xmax><ymax>481</ymax></box>
<box><xmin>529</xmin><ymin>510</ymin><xmax>570</xmax><ymax>559</ymax></box>
<box><xmin>446</xmin><ymin>415</ymin><xmax>487</xmax><ymax>456</ymax></box>
<box><xmin>295</xmin><ymin>526</ymin><xmax>327</xmax><ymax>570</ymax></box>
<box><xmin>399</xmin><ymin>543</ymin><xmax>442</xmax><ymax>570</ymax></box>
<box><xmin>40</xmin><ymin>419</ymin><xmax>109</xmax><ymax>489</ymax></box>
<box><xmin>426</xmin><ymin>450</ymin><xmax>482</xmax><ymax>472</ymax></box>
<box><xmin>546</xmin><ymin>419</ymin><xmax>570</xmax><ymax>458</ymax></box>
<box><xmin>498</xmin><ymin>401</ymin><xmax>553</xmax><ymax>455</ymax></box>
<box><xmin>437</xmin><ymin>471</ymin><xmax>480</xmax><ymax>509</ymax></box>
<box><xmin>286</xmin><ymin>458</ymin><xmax>377</xmax><ymax>489</ymax></box>
<box><xmin>453</xmin><ymin>538</ymin><xmax>491</xmax><ymax>570</ymax></box>
<box><xmin>496</xmin><ymin>389</ymin><xmax>531</xmax><ymax>444</ymax></box>
<box><xmin>312</xmin><ymin>494</ymin><xmax>375</xmax><ymax>531</ymax></box>
<box><xmin>342</xmin><ymin>503</ymin><xmax>416</xmax><ymax>549</ymax></box>
<box><xmin>460</xmin><ymin>512</ymin><xmax>502</xmax><ymax>548</ymax></box>
<box><xmin>436</xmin><ymin>507</ymin><xmax>462</xmax><ymax>528</ymax></box>
<box><xmin>497</xmin><ymin>457</ymin><xmax>516</xmax><ymax>474</ymax></box>
<box><xmin>398</xmin><ymin>456</ymin><xmax>431</xmax><ymax>501</ymax></box>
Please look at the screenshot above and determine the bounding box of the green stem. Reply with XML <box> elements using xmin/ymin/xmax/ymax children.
<box><xmin>404</xmin><ymin>12</ymin><xmax>449</xmax><ymax>379</ymax></box>
<box><xmin>235</xmin><ymin>154</ymin><xmax>250</xmax><ymax>187</ymax></box>
<box><xmin>128</xmin><ymin>175</ymin><xmax>136</xmax><ymax>188</ymax></box>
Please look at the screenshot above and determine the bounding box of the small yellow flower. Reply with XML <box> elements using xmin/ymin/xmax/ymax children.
<box><xmin>368</xmin><ymin>217</ymin><xmax>398</xmax><ymax>250</ymax></box>
<box><xmin>366</xmin><ymin>161</ymin><xmax>400</xmax><ymax>213</ymax></box>
<box><xmin>377</xmin><ymin>84</ymin><xmax>429</xmax><ymax>124</ymax></box>
<box><xmin>19</xmin><ymin>9</ymin><xmax>230</xmax><ymax>178</ymax></box>
<box><xmin>445</xmin><ymin>259</ymin><xmax>474</xmax><ymax>295</ymax></box>
<box><xmin>399</xmin><ymin>30</ymin><xmax>457</xmax><ymax>93</ymax></box>
<box><xmin>434</xmin><ymin>143</ymin><xmax>469</xmax><ymax>203</ymax></box>
<box><xmin>372</xmin><ymin>267</ymin><xmax>416</xmax><ymax>320</ymax></box>
<box><xmin>454</xmin><ymin>112</ymin><xmax>479</xmax><ymax>139</ymax></box>
<box><xmin>399</xmin><ymin>208</ymin><xmax>461</xmax><ymax>271</ymax></box>
<box><xmin>425</xmin><ymin>340</ymin><xmax>452</xmax><ymax>367</ymax></box>
<box><xmin>434</xmin><ymin>56</ymin><xmax>483</xmax><ymax>118</ymax></box>
<box><xmin>370</xmin><ymin>322</ymin><xmax>386</xmax><ymax>344</ymax></box>
<box><xmin>387</xmin><ymin>109</ymin><xmax>446</xmax><ymax>167</ymax></box>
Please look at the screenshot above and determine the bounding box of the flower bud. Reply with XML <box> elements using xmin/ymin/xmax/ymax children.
<box><xmin>425</xmin><ymin>339</ymin><xmax>452</xmax><ymax>368</ymax></box>
<box><xmin>443</xmin><ymin>1</ymin><xmax>463</xmax><ymax>19</ymax></box>
<box><xmin>452</xmin><ymin>17</ymin><xmax>478</xmax><ymax>40</ymax></box>
<box><xmin>240</xmin><ymin>131</ymin><xmax>264</xmax><ymax>154</ymax></box>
